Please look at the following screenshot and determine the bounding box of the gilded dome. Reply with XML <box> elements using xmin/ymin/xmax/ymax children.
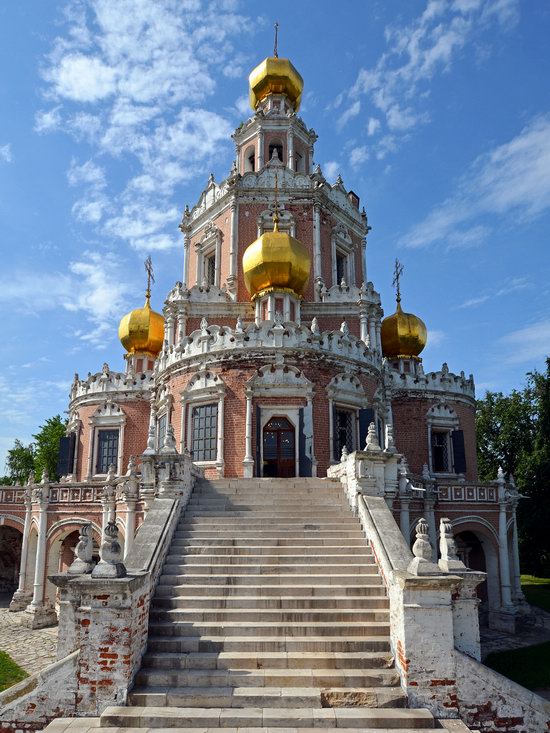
<box><xmin>249</xmin><ymin>56</ymin><xmax>303</xmax><ymax>111</ymax></box>
<box><xmin>118</xmin><ymin>296</ymin><xmax>164</xmax><ymax>357</ymax></box>
<box><xmin>242</xmin><ymin>221</ymin><xmax>311</xmax><ymax>300</ymax></box>
<box><xmin>381</xmin><ymin>300</ymin><xmax>427</xmax><ymax>359</ymax></box>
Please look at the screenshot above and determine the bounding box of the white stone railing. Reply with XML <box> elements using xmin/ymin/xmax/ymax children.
<box><xmin>437</xmin><ymin>481</ymin><xmax>498</xmax><ymax>503</ymax></box>
<box><xmin>70</xmin><ymin>367</ymin><xmax>154</xmax><ymax>401</ymax></box>
<box><xmin>49</xmin><ymin>484</ymin><xmax>103</xmax><ymax>503</ymax></box>
<box><xmin>0</xmin><ymin>486</ymin><xmax>25</xmax><ymax>503</ymax></box>
<box><xmin>385</xmin><ymin>365</ymin><xmax>475</xmax><ymax>399</ymax></box>
<box><xmin>159</xmin><ymin>320</ymin><xmax>381</xmax><ymax>370</ymax></box>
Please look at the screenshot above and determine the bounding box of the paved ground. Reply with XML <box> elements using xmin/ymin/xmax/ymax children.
<box><xmin>480</xmin><ymin>605</ymin><xmax>550</xmax><ymax>658</ymax></box>
<box><xmin>0</xmin><ymin>593</ymin><xmax>58</xmax><ymax>674</ymax></box>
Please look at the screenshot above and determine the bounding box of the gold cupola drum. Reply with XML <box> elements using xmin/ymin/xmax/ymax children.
<box><xmin>381</xmin><ymin>260</ymin><xmax>427</xmax><ymax>359</ymax></box>
<box><xmin>118</xmin><ymin>257</ymin><xmax>164</xmax><ymax>358</ymax></box>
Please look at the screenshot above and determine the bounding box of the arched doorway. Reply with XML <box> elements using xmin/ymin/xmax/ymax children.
<box><xmin>0</xmin><ymin>526</ymin><xmax>23</xmax><ymax>597</ymax></box>
<box><xmin>263</xmin><ymin>416</ymin><xmax>296</xmax><ymax>478</ymax></box>
<box><xmin>455</xmin><ymin>528</ymin><xmax>500</xmax><ymax>623</ymax></box>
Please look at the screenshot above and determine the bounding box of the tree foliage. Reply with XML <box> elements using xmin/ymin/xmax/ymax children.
<box><xmin>3</xmin><ymin>440</ymin><xmax>35</xmax><ymax>485</ymax></box>
<box><xmin>476</xmin><ymin>359</ymin><xmax>550</xmax><ymax>575</ymax></box>
<box><xmin>33</xmin><ymin>415</ymin><xmax>67</xmax><ymax>482</ymax></box>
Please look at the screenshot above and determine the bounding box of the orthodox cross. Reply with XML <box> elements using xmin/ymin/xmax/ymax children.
<box><xmin>145</xmin><ymin>256</ymin><xmax>155</xmax><ymax>301</ymax></box>
<box><xmin>274</xmin><ymin>22</ymin><xmax>279</xmax><ymax>58</ymax></box>
<box><xmin>392</xmin><ymin>258</ymin><xmax>404</xmax><ymax>304</ymax></box>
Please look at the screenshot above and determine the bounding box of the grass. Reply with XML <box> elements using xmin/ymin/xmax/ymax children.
<box><xmin>485</xmin><ymin>640</ymin><xmax>550</xmax><ymax>690</ymax></box>
<box><xmin>521</xmin><ymin>574</ymin><xmax>550</xmax><ymax>613</ymax></box>
<box><xmin>0</xmin><ymin>650</ymin><xmax>27</xmax><ymax>692</ymax></box>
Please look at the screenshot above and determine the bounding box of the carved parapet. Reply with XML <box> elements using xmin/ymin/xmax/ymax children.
<box><xmin>385</xmin><ymin>363</ymin><xmax>475</xmax><ymax>400</ymax></box>
<box><xmin>70</xmin><ymin>368</ymin><xmax>154</xmax><ymax>403</ymax></box>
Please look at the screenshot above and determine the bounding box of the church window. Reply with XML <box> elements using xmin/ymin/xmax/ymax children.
<box><xmin>96</xmin><ymin>429</ymin><xmax>119</xmax><ymax>474</ymax></box>
<box><xmin>244</xmin><ymin>146</ymin><xmax>255</xmax><ymax>172</ymax></box>
<box><xmin>335</xmin><ymin>408</ymin><xmax>355</xmax><ymax>459</ymax></box>
<box><xmin>294</xmin><ymin>151</ymin><xmax>303</xmax><ymax>172</ymax></box>
<box><xmin>205</xmin><ymin>253</ymin><xmax>216</xmax><ymax>286</ymax></box>
<box><xmin>269</xmin><ymin>140</ymin><xmax>283</xmax><ymax>162</ymax></box>
<box><xmin>191</xmin><ymin>404</ymin><xmax>218</xmax><ymax>461</ymax></box>
<box><xmin>431</xmin><ymin>430</ymin><xmax>451</xmax><ymax>473</ymax></box>
<box><xmin>336</xmin><ymin>253</ymin><xmax>347</xmax><ymax>284</ymax></box>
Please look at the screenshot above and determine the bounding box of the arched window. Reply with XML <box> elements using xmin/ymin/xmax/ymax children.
<box><xmin>244</xmin><ymin>146</ymin><xmax>255</xmax><ymax>172</ymax></box>
<box><xmin>268</xmin><ymin>140</ymin><xmax>284</xmax><ymax>163</ymax></box>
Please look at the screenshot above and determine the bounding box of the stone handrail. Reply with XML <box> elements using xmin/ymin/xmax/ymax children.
<box><xmin>159</xmin><ymin>320</ymin><xmax>381</xmax><ymax>370</ymax></box>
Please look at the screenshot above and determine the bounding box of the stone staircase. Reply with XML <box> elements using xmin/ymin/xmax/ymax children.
<box><xmin>97</xmin><ymin>477</ymin><xmax>469</xmax><ymax>731</ymax></box>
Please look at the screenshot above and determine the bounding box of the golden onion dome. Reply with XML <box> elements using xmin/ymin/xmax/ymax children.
<box><xmin>118</xmin><ymin>294</ymin><xmax>164</xmax><ymax>357</ymax></box>
<box><xmin>381</xmin><ymin>299</ymin><xmax>428</xmax><ymax>359</ymax></box>
<box><xmin>249</xmin><ymin>56</ymin><xmax>303</xmax><ymax>111</ymax></box>
<box><xmin>242</xmin><ymin>218</ymin><xmax>311</xmax><ymax>300</ymax></box>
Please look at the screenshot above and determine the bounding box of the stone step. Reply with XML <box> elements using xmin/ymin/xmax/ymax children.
<box><xmin>128</xmin><ymin>685</ymin><xmax>407</xmax><ymax>709</ymax></box>
<box><xmin>135</xmin><ymin>667</ymin><xmax>401</xmax><ymax>689</ymax></box>
<box><xmin>152</xmin><ymin>595</ymin><xmax>389</xmax><ymax>609</ymax></box>
<box><xmin>171</xmin><ymin>537</ymin><xmax>368</xmax><ymax>546</ymax></box>
<box><xmin>169</xmin><ymin>544</ymin><xmax>372</xmax><ymax>555</ymax></box>
<box><xmin>147</xmin><ymin>621</ymin><xmax>390</xmax><ymax>637</ymax></box>
<box><xmin>188</xmin><ymin>496</ymin><xmax>346</xmax><ymax>503</ymax></box>
<box><xmin>154</xmin><ymin>583</ymin><xmax>384</xmax><ymax>597</ymax></box>
<box><xmin>148</xmin><ymin>608</ymin><xmax>390</xmax><ymax>623</ymax></box>
<box><xmin>178</xmin><ymin>519</ymin><xmax>358</xmax><ymax>526</ymax></box>
<box><xmin>157</xmin><ymin>573</ymin><xmax>381</xmax><ymax>586</ymax></box>
<box><xmin>161</xmin><ymin>562</ymin><xmax>378</xmax><ymax>575</ymax></box>
<box><xmin>100</xmin><ymin>705</ymin><xmax>436</xmax><ymax>728</ymax></box>
<box><xmin>141</xmin><ymin>650</ymin><xmax>394</xmax><ymax>670</ymax></box>
<box><xmin>174</xmin><ymin>529</ymin><xmax>365</xmax><ymax>538</ymax></box>
<box><xmin>165</xmin><ymin>552</ymin><xmax>373</xmax><ymax>564</ymax></box>
<box><xmin>145</xmin><ymin>635</ymin><xmax>392</xmax><ymax>653</ymax></box>
<box><xmin>182</xmin><ymin>512</ymin><xmax>353</xmax><ymax>518</ymax></box>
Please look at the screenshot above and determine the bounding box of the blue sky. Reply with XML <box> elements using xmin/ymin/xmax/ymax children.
<box><xmin>1</xmin><ymin>0</ymin><xmax>549</xmax><ymax>471</ymax></box>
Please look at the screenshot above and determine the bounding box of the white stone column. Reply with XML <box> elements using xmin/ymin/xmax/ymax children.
<box><xmin>423</xmin><ymin>491</ymin><xmax>437</xmax><ymax>562</ymax></box>
<box><xmin>313</xmin><ymin>203</ymin><xmax>322</xmax><ymax>299</ymax></box>
<box><xmin>288</xmin><ymin>129</ymin><xmax>294</xmax><ymax>170</ymax></box>
<box><xmin>257</xmin><ymin>130</ymin><xmax>264</xmax><ymax>169</ymax></box>
<box><xmin>216</xmin><ymin>392</ymin><xmax>225</xmax><ymax>476</ymax></box>
<box><xmin>183</xmin><ymin>232</ymin><xmax>191</xmax><ymax>286</ymax></box>
<box><xmin>309</xmin><ymin>144</ymin><xmax>314</xmax><ymax>173</ymax></box>
<box><xmin>124</xmin><ymin>499</ymin><xmax>136</xmax><ymax>561</ymax></box>
<box><xmin>497</xmin><ymin>469</ymin><xmax>513</xmax><ymax>608</ymax></box>
<box><xmin>368</xmin><ymin>315</ymin><xmax>377</xmax><ymax>352</ymax></box>
<box><xmin>228</xmin><ymin>198</ymin><xmax>238</xmax><ymax>295</ymax></box>
<box><xmin>362</xmin><ymin>236</ymin><xmax>368</xmax><ymax>285</ymax></box>
<box><xmin>243</xmin><ymin>390</ymin><xmax>254</xmax><ymax>478</ymax></box>
<box><xmin>375</xmin><ymin>321</ymin><xmax>382</xmax><ymax>352</ymax></box>
<box><xmin>166</xmin><ymin>313</ymin><xmax>175</xmax><ymax>347</ymax></box>
<box><xmin>359</xmin><ymin>308</ymin><xmax>368</xmax><ymax>344</ymax></box>
<box><xmin>305</xmin><ymin>396</ymin><xmax>317</xmax><ymax>477</ymax></box>
<box><xmin>176</xmin><ymin>307</ymin><xmax>186</xmax><ymax>345</ymax></box>
<box><xmin>10</xmin><ymin>486</ymin><xmax>33</xmax><ymax>611</ymax></box>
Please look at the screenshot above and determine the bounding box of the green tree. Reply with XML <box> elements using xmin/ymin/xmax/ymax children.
<box><xmin>4</xmin><ymin>440</ymin><xmax>35</xmax><ymax>485</ymax></box>
<box><xmin>33</xmin><ymin>415</ymin><xmax>67</xmax><ymax>482</ymax></box>
<box><xmin>516</xmin><ymin>360</ymin><xmax>550</xmax><ymax>576</ymax></box>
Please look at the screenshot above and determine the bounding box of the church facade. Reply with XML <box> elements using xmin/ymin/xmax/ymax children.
<box><xmin>1</xmin><ymin>51</ymin><xmax>523</xmax><ymax>631</ymax></box>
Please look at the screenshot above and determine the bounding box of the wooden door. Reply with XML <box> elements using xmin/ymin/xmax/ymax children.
<box><xmin>262</xmin><ymin>417</ymin><xmax>296</xmax><ymax>477</ymax></box>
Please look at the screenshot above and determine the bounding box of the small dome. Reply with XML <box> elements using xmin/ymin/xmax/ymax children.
<box><xmin>381</xmin><ymin>301</ymin><xmax>427</xmax><ymax>359</ymax></box>
<box><xmin>249</xmin><ymin>56</ymin><xmax>303</xmax><ymax>111</ymax></box>
<box><xmin>118</xmin><ymin>296</ymin><xmax>164</xmax><ymax>357</ymax></box>
<box><xmin>242</xmin><ymin>222</ymin><xmax>311</xmax><ymax>300</ymax></box>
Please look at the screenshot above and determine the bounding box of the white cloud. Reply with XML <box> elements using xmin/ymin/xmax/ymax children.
<box><xmin>350</xmin><ymin>146</ymin><xmax>369</xmax><ymax>168</ymax></box>
<box><xmin>457</xmin><ymin>276</ymin><xmax>530</xmax><ymax>309</ymax></box>
<box><xmin>497</xmin><ymin>319</ymin><xmax>550</xmax><ymax>365</ymax></box>
<box><xmin>0</xmin><ymin>251</ymin><xmax>132</xmax><ymax>346</ymax></box>
<box><xmin>367</xmin><ymin>117</ymin><xmax>381</xmax><ymax>136</ymax></box>
<box><xmin>0</xmin><ymin>144</ymin><xmax>12</xmax><ymax>163</ymax></box>
<box><xmin>235</xmin><ymin>94</ymin><xmax>250</xmax><ymax>117</ymax></box>
<box><xmin>324</xmin><ymin>161</ymin><xmax>340</xmax><ymax>181</ymax></box>
<box><xmin>341</xmin><ymin>0</ymin><xmax>519</xmax><ymax>155</ymax></box>
<box><xmin>36</xmin><ymin>0</ymin><xmax>254</xmax><ymax>251</ymax></box>
<box><xmin>402</xmin><ymin>115</ymin><xmax>550</xmax><ymax>248</ymax></box>
<box><xmin>336</xmin><ymin>100</ymin><xmax>361</xmax><ymax>131</ymax></box>
<box><xmin>458</xmin><ymin>295</ymin><xmax>490</xmax><ymax>309</ymax></box>
<box><xmin>426</xmin><ymin>328</ymin><xmax>446</xmax><ymax>347</ymax></box>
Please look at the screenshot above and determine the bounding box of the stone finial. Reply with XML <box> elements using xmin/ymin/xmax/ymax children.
<box><xmin>310</xmin><ymin>317</ymin><xmax>320</xmax><ymax>335</ymax></box>
<box><xmin>340</xmin><ymin>445</ymin><xmax>349</xmax><ymax>463</ymax></box>
<box><xmin>125</xmin><ymin>456</ymin><xmax>137</xmax><ymax>476</ymax></box>
<box><xmin>385</xmin><ymin>424</ymin><xmax>396</xmax><ymax>453</ymax></box>
<box><xmin>421</xmin><ymin>463</ymin><xmax>432</xmax><ymax>481</ymax></box>
<box><xmin>497</xmin><ymin>466</ymin><xmax>505</xmax><ymax>482</ymax></box>
<box><xmin>40</xmin><ymin>468</ymin><xmax>50</xmax><ymax>484</ymax></box>
<box><xmin>235</xmin><ymin>315</ymin><xmax>244</xmax><ymax>333</ymax></box>
<box><xmin>68</xmin><ymin>524</ymin><xmax>95</xmax><ymax>575</ymax></box>
<box><xmin>438</xmin><ymin>517</ymin><xmax>466</xmax><ymax>572</ymax></box>
<box><xmin>408</xmin><ymin>517</ymin><xmax>440</xmax><ymax>576</ymax></box>
<box><xmin>340</xmin><ymin>277</ymin><xmax>347</xmax><ymax>288</ymax></box>
<box><xmin>201</xmin><ymin>277</ymin><xmax>209</xmax><ymax>290</ymax></box>
<box><xmin>161</xmin><ymin>424</ymin><xmax>177</xmax><ymax>455</ymax></box>
<box><xmin>365</xmin><ymin>422</ymin><xmax>381</xmax><ymax>452</ymax></box>
<box><xmin>200</xmin><ymin>317</ymin><xmax>209</xmax><ymax>333</ymax></box>
<box><xmin>441</xmin><ymin>362</ymin><xmax>449</xmax><ymax>375</ymax></box>
<box><xmin>274</xmin><ymin>311</ymin><xmax>284</xmax><ymax>326</ymax></box>
<box><xmin>340</xmin><ymin>320</ymin><xmax>350</xmax><ymax>336</ymax></box>
<box><xmin>91</xmin><ymin>521</ymin><xmax>126</xmax><ymax>578</ymax></box>
<box><xmin>399</xmin><ymin>456</ymin><xmax>409</xmax><ymax>476</ymax></box>
<box><xmin>101</xmin><ymin>362</ymin><xmax>110</xmax><ymax>376</ymax></box>
<box><xmin>106</xmin><ymin>463</ymin><xmax>117</xmax><ymax>484</ymax></box>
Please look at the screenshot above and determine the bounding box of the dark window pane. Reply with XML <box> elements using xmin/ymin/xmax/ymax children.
<box><xmin>191</xmin><ymin>403</ymin><xmax>218</xmax><ymax>461</ymax></box>
<box><xmin>336</xmin><ymin>409</ymin><xmax>354</xmax><ymax>457</ymax></box>
<box><xmin>96</xmin><ymin>429</ymin><xmax>119</xmax><ymax>474</ymax></box>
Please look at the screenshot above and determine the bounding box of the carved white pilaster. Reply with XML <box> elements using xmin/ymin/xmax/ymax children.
<box><xmin>497</xmin><ymin>468</ymin><xmax>513</xmax><ymax>608</ymax></box>
<box><xmin>243</xmin><ymin>389</ymin><xmax>254</xmax><ymax>477</ymax></box>
<box><xmin>313</xmin><ymin>203</ymin><xmax>321</xmax><ymax>299</ymax></box>
<box><xmin>288</xmin><ymin>129</ymin><xmax>294</xmax><ymax>170</ymax></box>
<box><xmin>228</xmin><ymin>197</ymin><xmax>238</xmax><ymax>296</ymax></box>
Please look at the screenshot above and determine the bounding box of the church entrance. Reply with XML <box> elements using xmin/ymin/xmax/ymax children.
<box><xmin>262</xmin><ymin>416</ymin><xmax>296</xmax><ymax>477</ymax></box>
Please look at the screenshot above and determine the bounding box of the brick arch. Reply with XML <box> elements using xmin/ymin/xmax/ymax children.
<box><xmin>0</xmin><ymin>514</ymin><xmax>24</xmax><ymax>531</ymax></box>
<box><xmin>0</xmin><ymin>523</ymin><xmax>23</xmax><ymax>593</ymax></box>
<box><xmin>47</xmin><ymin>518</ymin><xmax>102</xmax><ymax>543</ymax></box>
<box><xmin>452</xmin><ymin>517</ymin><xmax>500</xmax><ymax>611</ymax></box>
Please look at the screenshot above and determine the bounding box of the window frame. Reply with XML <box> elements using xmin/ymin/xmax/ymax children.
<box><xmin>190</xmin><ymin>402</ymin><xmax>219</xmax><ymax>462</ymax></box>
